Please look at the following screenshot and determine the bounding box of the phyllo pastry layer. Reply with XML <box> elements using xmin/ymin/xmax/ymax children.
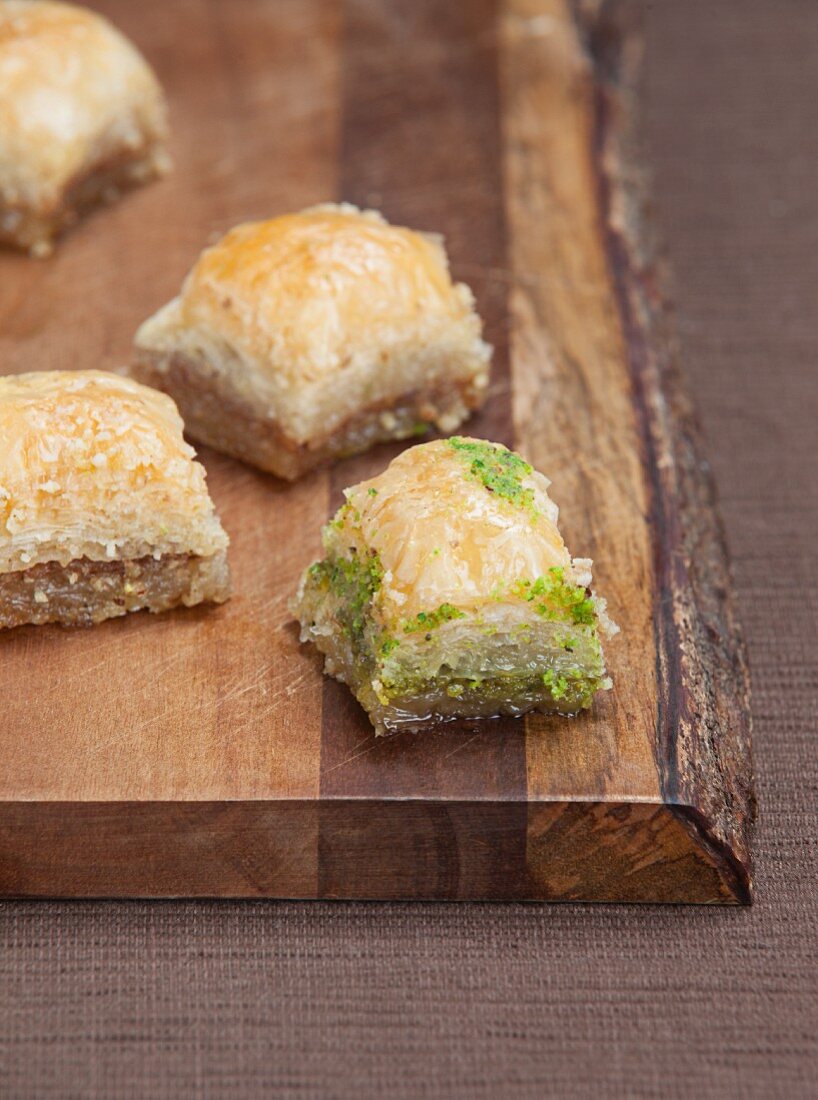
<box><xmin>0</xmin><ymin>370</ymin><xmax>229</xmax><ymax>628</ymax></box>
<box><xmin>0</xmin><ymin>0</ymin><xmax>170</xmax><ymax>256</ymax></box>
<box><xmin>131</xmin><ymin>204</ymin><xmax>491</xmax><ymax>479</ymax></box>
<box><xmin>293</xmin><ymin>437</ymin><xmax>617</xmax><ymax>735</ymax></box>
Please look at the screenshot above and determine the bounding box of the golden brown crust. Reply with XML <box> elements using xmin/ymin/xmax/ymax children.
<box><xmin>337</xmin><ymin>439</ymin><xmax>577</xmax><ymax>622</ymax></box>
<box><xmin>171</xmin><ymin>204</ymin><xmax>488</xmax><ymax>390</ymax></box>
<box><xmin>0</xmin><ymin>370</ymin><xmax>228</xmax><ymax>575</ymax></box>
<box><xmin>0</xmin><ymin>0</ymin><xmax>170</xmax><ymax>254</ymax></box>
<box><xmin>131</xmin><ymin>204</ymin><xmax>491</xmax><ymax>475</ymax></box>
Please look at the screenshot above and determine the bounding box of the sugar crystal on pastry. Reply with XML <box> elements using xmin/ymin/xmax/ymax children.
<box><xmin>292</xmin><ymin>437</ymin><xmax>617</xmax><ymax>735</ymax></box>
<box><xmin>0</xmin><ymin>371</ymin><xmax>229</xmax><ymax>628</ymax></box>
<box><xmin>131</xmin><ymin>204</ymin><xmax>491</xmax><ymax>479</ymax></box>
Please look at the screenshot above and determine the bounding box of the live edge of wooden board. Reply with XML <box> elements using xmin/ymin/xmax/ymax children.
<box><xmin>0</xmin><ymin>0</ymin><xmax>754</xmax><ymax>903</ymax></box>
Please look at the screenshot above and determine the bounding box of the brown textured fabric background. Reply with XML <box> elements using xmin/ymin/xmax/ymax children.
<box><xmin>1</xmin><ymin>1</ymin><xmax>817</xmax><ymax>1096</ymax></box>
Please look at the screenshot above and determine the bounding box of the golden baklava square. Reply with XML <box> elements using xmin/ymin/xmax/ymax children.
<box><xmin>0</xmin><ymin>371</ymin><xmax>229</xmax><ymax>629</ymax></box>
<box><xmin>0</xmin><ymin>1</ymin><xmax>170</xmax><ymax>256</ymax></box>
<box><xmin>130</xmin><ymin>204</ymin><xmax>491</xmax><ymax>479</ymax></box>
<box><xmin>293</xmin><ymin>438</ymin><xmax>617</xmax><ymax>734</ymax></box>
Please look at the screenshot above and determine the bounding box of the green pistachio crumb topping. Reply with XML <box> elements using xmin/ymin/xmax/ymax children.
<box><xmin>543</xmin><ymin>666</ymin><xmax>588</xmax><ymax>702</ymax></box>
<box><xmin>307</xmin><ymin>549</ymin><xmax>383</xmax><ymax>645</ymax></box>
<box><xmin>402</xmin><ymin>602</ymin><xmax>466</xmax><ymax>635</ymax></box>
<box><xmin>510</xmin><ymin>567</ymin><xmax>596</xmax><ymax>626</ymax></box>
<box><xmin>367</xmin><ymin>487</ymin><xmax>378</xmax><ymax>497</ymax></box>
<box><xmin>542</xmin><ymin>669</ymin><xmax>569</xmax><ymax>700</ymax></box>
<box><xmin>328</xmin><ymin>501</ymin><xmax>362</xmax><ymax>532</ymax></box>
<box><xmin>448</xmin><ymin>437</ymin><xmax>537</xmax><ymax>513</ymax></box>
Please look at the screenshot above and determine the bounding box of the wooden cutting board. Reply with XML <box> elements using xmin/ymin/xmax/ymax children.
<box><xmin>0</xmin><ymin>0</ymin><xmax>754</xmax><ymax>902</ymax></box>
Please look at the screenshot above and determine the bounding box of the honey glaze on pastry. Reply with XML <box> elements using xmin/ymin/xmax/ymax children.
<box><xmin>292</xmin><ymin>437</ymin><xmax>617</xmax><ymax>735</ymax></box>
<box><xmin>0</xmin><ymin>0</ymin><xmax>170</xmax><ymax>256</ymax></box>
<box><xmin>0</xmin><ymin>371</ymin><xmax>229</xmax><ymax>628</ymax></box>
<box><xmin>131</xmin><ymin>204</ymin><xmax>491</xmax><ymax>479</ymax></box>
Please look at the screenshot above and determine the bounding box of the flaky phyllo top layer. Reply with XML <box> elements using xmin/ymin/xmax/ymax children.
<box><xmin>304</xmin><ymin>437</ymin><xmax>617</xmax><ymax>644</ymax></box>
<box><xmin>0</xmin><ymin>370</ymin><xmax>227</xmax><ymax>573</ymax></box>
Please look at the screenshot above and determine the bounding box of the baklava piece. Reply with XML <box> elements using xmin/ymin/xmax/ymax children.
<box><xmin>293</xmin><ymin>438</ymin><xmax>617</xmax><ymax>735</ymax></box>
<box><xmin>131</xmin><ymin>204</ymin><xmax>491</xmax><ymax>479</ymax></box>
<box><xmin>0</xmin><ymin>371</ymin><xmax>229</xmax><ymax>629</ymax></box>
<box><xmin>0</xmin><ymin>0</ymin><xmax>170</xmax><ymax>256</ymax></box>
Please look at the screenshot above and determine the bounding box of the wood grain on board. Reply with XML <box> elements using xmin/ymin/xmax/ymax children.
<box><xmin>0</xmin><ymin>0</ymin><xmax>754</xmax><ymax>902</ymax></box>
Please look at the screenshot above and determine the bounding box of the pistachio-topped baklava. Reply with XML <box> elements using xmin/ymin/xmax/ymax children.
<box><xmin>131</xmin><ymin>204</ymin><xmax>491</xmax><ymax>479</ymax></box>
<box><xmin>293</xmin><ymin>437</ymin><xmax>617</xmax><ymax>734</ymax></box>
<box><xmin>0</xmin><ymin>371</ymin><xmax>229</xmax><ymax>629</ymax></box>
